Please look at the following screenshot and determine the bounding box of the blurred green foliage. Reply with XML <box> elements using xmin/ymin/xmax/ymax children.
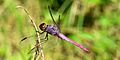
<box><xmin>0</xmin><ymin>0</ymin><xmax>120</xmax><ymax>60</ymax></box>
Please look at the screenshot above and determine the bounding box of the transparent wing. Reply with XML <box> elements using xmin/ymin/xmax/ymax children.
<box><xmin>20</xmin><ymin>35</ymin><xmax>35</xmax><ymax>43</ymax></box>
<box><xmin>57</xmin><ymin>15</ymin><xmax>61</xmax><ymax>32</ymax></box>
<box><xmin>48</xmin><ymin>6</ymin><xmax>60</xmax><ymax>30</ymax></box>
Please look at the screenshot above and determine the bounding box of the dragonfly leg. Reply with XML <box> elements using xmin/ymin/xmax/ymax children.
<box><xmin>36</xmin><ymin>31</ymin><xmax>45</xmax><ymax>34</ymax></box>
<box><xmin>40</xmin><ymin>33</ymin><xmax>48</xmax><ymax>44</ymax></box>
<box><xmin>45</xmin><ymin>33</ymin><xmax>48</xmax><ymax>41</ymax></box>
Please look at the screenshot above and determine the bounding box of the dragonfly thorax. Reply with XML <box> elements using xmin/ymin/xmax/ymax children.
<box><xmin>39</xmin><ymin>23</ymin><xmax>60</xmax><ymax>36</ymax></box>
<box><xmin>46</xmin><ymin>25</ymin><xmax>60</xmax><ymax>36</ymax></box>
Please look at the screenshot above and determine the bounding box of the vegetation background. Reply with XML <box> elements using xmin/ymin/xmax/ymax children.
<box><xmin>0</xmin><ymin>0</ymin><xmax>120</xmax><ymax>60</ymax></box>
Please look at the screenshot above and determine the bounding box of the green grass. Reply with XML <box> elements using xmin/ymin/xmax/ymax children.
<box><xmin>0</xmin><ymin>0</ymin><xmax>120</xmax><ymax>60</ymax></box>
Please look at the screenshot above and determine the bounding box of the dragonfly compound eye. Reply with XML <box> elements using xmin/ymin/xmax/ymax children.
<box><xmin>39</xmin><ymin>23</ymin><xmax>47</xmax><ymax>31</ymax></box>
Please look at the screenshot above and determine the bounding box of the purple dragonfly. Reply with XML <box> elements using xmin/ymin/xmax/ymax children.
<box><xmin>39</xmin><ymin>6</ymin><xmax>90</xmax><ymax>53</ymax></box>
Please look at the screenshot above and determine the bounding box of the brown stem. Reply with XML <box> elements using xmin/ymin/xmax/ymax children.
<box><xmin>17</xmin><ymin>6</ymin><xmax>44</xmax><ymax>60</ymax></box>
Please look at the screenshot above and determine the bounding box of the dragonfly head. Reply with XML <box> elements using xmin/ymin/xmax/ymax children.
<box><xmin>39</xmin><ymin>23</ymin><xmax>47</xmax><ymax>31</ymax></box>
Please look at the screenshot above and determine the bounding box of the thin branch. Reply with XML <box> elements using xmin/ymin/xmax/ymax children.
<box><xmin>17</xmin><ymin>6</ymin><xmax>44</xmax><ymax>60</ymax></box>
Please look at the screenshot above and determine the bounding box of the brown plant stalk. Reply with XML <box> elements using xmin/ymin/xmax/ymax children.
<box><xmin>17</xmin><ymin>6</ymin><xmax>44</xmax><ymax>60</ymax></box>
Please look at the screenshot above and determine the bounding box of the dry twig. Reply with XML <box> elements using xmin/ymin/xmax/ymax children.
<box><xmin>17</xmin><ymin>6</ymin><xmax>44</xmax><ymax>60</ymax></box>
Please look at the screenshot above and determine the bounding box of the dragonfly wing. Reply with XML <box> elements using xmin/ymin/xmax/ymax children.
<box><xmin>57</xmin><ymin>15</ymin><xmax>61</xmax><ymax>32</ymax></box>
<box><xmin>20</xmin><ymin>35</ymin><xmax>35</xmax><ymax>43</ymax></box>
<box><xmin>48</xmin><ymin>6</ymin><xmax>57</xmax><ymax>25</ymax></box>
<box><xmin>48</xmin><ymin>6</ymin><xmax>60</xmax><ymax>31</ymax></box>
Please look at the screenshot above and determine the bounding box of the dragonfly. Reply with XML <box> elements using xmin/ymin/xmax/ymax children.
<box><xmin>39</xmin><ymin>6</ymin><xmax>90</xmax><ymax>53</ymax></box>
